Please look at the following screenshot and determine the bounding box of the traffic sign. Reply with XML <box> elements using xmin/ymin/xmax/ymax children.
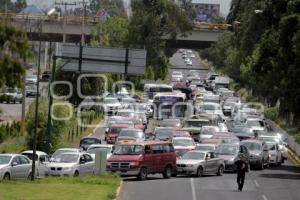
<box><xmin>60</xmin><ymin>44</ymin><xmax>147</xmax><ymax>75</ymax></box>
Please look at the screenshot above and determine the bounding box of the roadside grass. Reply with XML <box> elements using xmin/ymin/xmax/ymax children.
<box><xmin>0</xmin><ymin>175</ymin><xmax>121</xmax><ymax>200</ymax></box>
<box><xmin>0</xmin><ymin>136</ymin><xmax>26</xmax><ymax>153</ymax></box>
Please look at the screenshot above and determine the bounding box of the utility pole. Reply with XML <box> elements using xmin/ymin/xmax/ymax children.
<box><xmin>79</xmin><ymin>0</ymin><xmax>88</xmax><ymax>45</ymax></box>
<box><xmin>55</xmin><ymin>1</ymin><xmax>77</xmax><ymax>43</ymax></box>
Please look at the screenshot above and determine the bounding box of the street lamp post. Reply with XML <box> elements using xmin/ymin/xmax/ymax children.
<box><xmin>31</xmin><ymin>19</ymin><xmax>42</xmax><ymax>181</ymax></box>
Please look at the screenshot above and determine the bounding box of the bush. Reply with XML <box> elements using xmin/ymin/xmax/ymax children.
<box><xmin>264</xmin><ymin>107</ymin><xmax>279</xmax><ymax>122</ymax></box>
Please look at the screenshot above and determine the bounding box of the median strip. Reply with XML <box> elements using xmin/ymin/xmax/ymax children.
<box><xmin>287</xmin><ymin>148</ymin><xmax>300</xmax><ymax>166</ymax></box>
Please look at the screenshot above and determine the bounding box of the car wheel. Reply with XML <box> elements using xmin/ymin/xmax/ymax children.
<box><xmin>217</xmin><ymin>165</ymin><xmax>224</xmax><ymax>176</ymax></box>
<box><xmin>196</xmin><ymin>167</ymin><xmax>203</xmax><ymax>177</ymax></box>
<box><xmin>74</xmin><ymin>171</ymin><xmax>79</xmax><ymax>177</ymax></box>
<box><xmin>3</xmin><ymin>173</ymin><xmax>10</xmax><ymax>180</ymax></box>
<box><xmin>137</xmin><ymin>167</ymin><xmax>148</xmax><ymax>181</ymax></box>
<box><xmin>163</xmin><ymin>166</ymin><xmax>172</xmax><ymax>179</ymax></box>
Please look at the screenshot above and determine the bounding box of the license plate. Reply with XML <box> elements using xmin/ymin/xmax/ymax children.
<box><xmin>177</xmin><ymin>168</ymin><xmax>183</xmax><ymax>172</ymax></box>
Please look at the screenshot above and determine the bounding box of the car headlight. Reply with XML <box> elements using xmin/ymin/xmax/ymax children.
<box><xmin>63</xmin><ymin>167</ymin><xmax>71</xmax><ymax>171</ymax></box>
<box><xmin>186</xmin><ymin>164</ymin><xmax>194</xmax><ymax>167</ymax></box>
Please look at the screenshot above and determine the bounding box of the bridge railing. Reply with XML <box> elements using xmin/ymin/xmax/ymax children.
<box><xmin>193</xmin><ymin>22</ymin><xmax>231</xmax><ymax>31</ymax></box>
<box><xmin>0</xmin><ymin>12</ymin><xmax>99</xmax><ymax>24</ymax></box>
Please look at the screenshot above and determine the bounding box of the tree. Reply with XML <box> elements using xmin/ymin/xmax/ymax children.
<box><xmin>128</xmin><ymin>0</ymin><xmax>193</xmax><ymax>79</ymax></box>
<box><xmin>0</xmin><ymin>0</ymin><xmax>13</xmax><ymax>12</ymax></box>
<box><xmin>89</xmin><ymin>0</ymin><xmax>126</xmax><ymax>17</ymax></box>
<box><xmin>0</xmin><ymin>23</ymin><xmax>31</xmax><ymax>89</ymax></box>
<box><xmin>14</xmin><ymin>0</ymin><xmax>26</xmax><ymax>13</ymax></box>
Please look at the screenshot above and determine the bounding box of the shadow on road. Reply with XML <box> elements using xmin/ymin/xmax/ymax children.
<box><xmin>267</xmin><ymin>165</ymin><xmax>300</xmax><ymax>173</ymax></box>
<box><xmin>259</xmin><ymin>173</ymin><xmax>300</xmax><ymax>180</ymax></box>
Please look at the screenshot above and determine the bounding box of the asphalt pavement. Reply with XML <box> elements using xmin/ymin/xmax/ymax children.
<box><xmin>117</xmin><ymin>50</ymin><xmax>300</xmax><ymax>200</ymax></box>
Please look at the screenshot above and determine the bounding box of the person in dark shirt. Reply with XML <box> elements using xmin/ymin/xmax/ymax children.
<box><xmin>235</xmin><ymin>154</ymin><xmax>249</xmax><ymax>191</ymax></box>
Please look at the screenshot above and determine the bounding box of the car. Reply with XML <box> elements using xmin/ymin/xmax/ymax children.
<box><xmin>198</xmin><ymin>126</ymin><xmax>220</xmax><ymax>143</ymax></box>
<box><xmin>184</xmin><ymin>58</ymin><xmax>191</xmax><ymax>63</ymax></box>
<box><xmin>40</xmin><ymin>71</ymin><xmax>51</xmax><ymax>82</ymax></box>
<box><xmin>107</xmin><ymin>141</ymin><xmax>177</xmax><ymax>180</ymax></box>
<box><xmin>244</xmin><ymin>118</ymin><xmax>267</xmax><ymax>132</ymax></box>
<box><xmin>103</xmin><ymin>97</ymin><xmax>122</xmax><ymax>115</ymax></box>
<box><xmin>105</xmin><ymin>124</ymin><xmax>131</xmax><ymax>144</ymax></box>
<box><xmin>26</xmin><ymin>75</ymin><xmax>38</xmax><ymax>85</ymax></box>
<box><xmin>50</xmin><ymin>148</ymin><xmax>81</xmax><ymax>162</ymax></box>
<box><xmin>21</xmin><ymin>150</ymin><xmax>50</xmax><ymax>177</ymax></box>
<box><xmin>186</xmin><ymin>60</ymin><xmax>193</xmax><ymax>66</ymax></box>
<box><xmin>258</xmin><ymin>133</ymin><xmax>288</xmax><ymax>162</ymax></box>
<box><xmin>230</xmin><ymin>125</ymin><xmax>255</xmax><ymax>141</ymax></box>
<box><xmin>172</xmin><ymin>137</ymin><xmax>196</xmax><ymax>158</ymax></box>
<box><xmin>187</xmin><ymin>50</ymin><xmax>193</xmax><ymax>54</ymax></box>
<box><xmin>171</xmin><ymin>71</ymin><xmax>183</xmax><ymax>81</ymax></box>
<box><xmin>48</xmin><ymin>152</ymin><xmax>94</xmax><ymax>177</ymax></box>
<box><xmin>190</xmin><ymin>54</ymin><xmax>196</xmax><ymax>58</ymax></box>
<box><xmin>79</xmin><ymin>136</ymin><xmax>101</xmax><ymax>151</ymax></box>
<box><xmin>195</xmin><ymin>144</ymin><xmax>217</xmax><ymax>152</ymax></box>
<box><xmin>0</xmin><ymin>88</ymin><xmax>23</xmax><ymax>104</ymax></box>
<box><xmin>215</xmin><ymin>144</ymin><xmax>250</xmax><ymax>172</ymax></box>
<box><xmin>173</xmin><ymin>130</ymin><xmax>191</xmax><ymax>138</ymax></box>
<box><xmin>120</xmin><ymin>97</ymin><xmax>136</xmax><ymax>108</ymax></box>
<box><xmin>182</xmin><ymin>54</ymin><xmax>187</xmax><ymax>59</ymax></box>
<box><xmin>116</xmin><ymin>128</ymin><xmax>145</xmax><ymax>144</ymax></box>
<box><xmin>265</xmin><ymin>142</ymin><xmax>282</xmax><ymax>166</ymax></box>
<box><xmin>240</xmin><ymin>140</ymin><xmax>269</xmax><ymax>170</ymax></box>
<box><xmin>154</xmin><ymin>127</ymin><xmax>174</xmax><ymax>141</ymax></box>
<box><xmin>0</xmin><ymin>154</ymin><xmax>32</xmax><ymax>180</ymax></box>
<box><xmin>87</xmin><ymin>144</ymin><xmax>113</xmax><ymax>159</ymax></box>
<box><xmin>176</xmin><ymin>151</ymin><xmax>225</xmax><ymax>177</ymax></box>
<box><xmin>160</xmin><ymin>118</ymin><xmax>181</xmax><ymax>128</ymax></box>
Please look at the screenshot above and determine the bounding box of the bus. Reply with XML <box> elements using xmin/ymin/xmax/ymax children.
<box><xmin>144</xmin><ymin>84</ymin><xmax>173</xmax><ymax>103</ymax></box>
<box><xmin>153</xmin><ymin>92</ymin><xmax>189</xmax><ymax>119</ymax></box>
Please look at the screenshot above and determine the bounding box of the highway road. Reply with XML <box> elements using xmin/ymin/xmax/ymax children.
<box><xmin>117</xmin><ymin>50</ymin><xmax>300</xmax><ymax>200</ymax></box>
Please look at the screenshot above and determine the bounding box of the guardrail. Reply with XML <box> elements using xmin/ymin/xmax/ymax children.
<box><xmin>193</xmin><ymin>22</ymin><xmax>231</xmax><ymax>31</ymax></box>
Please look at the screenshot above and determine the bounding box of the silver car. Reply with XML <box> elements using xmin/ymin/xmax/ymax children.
<box><xmin>176</xmin><ymin>151</ymin><xmax>225</xmax><ymax>177</ymax></box>
<box><xmin>241</xmin><ymin>140</ymin><xmax>269</xmax><ymax>170</ymax></box>
<box><xmin>0</xmin><ymin>154</ymin><xmax>32</xmax><ymax>180</ymax></box>
<box><xmin>48</xmin><ymin>152</ymin><xmax>94</xmax><ymax>177</ymax></box>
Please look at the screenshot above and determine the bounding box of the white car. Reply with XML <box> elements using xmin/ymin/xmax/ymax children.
<box><xmin>0</xmin><ymin>154</ymin><xmax>32</xmax><ymax>180</ymax></box>
<box><xmin>198</xmin><ymin>102</ymin><xmax>224</xmax><ymax>116</ymax></box>
<box><xmin>198</xmin><ymin>126</ymin><xmax>220</xmax><ymax>142</ymax></box>
<box><xmin>187</xmin><ymin>50</ymin><xmax>193</xmax><ymax>54</ymax></box>
<box><xmin>266</xmin><ymin>142</ymin><xmax>282</xmax><ymax>166</ymax></box>
<box><xmin>186</xmin><ymin>60</ymin><xmax>193</xmax><ymax>66</ymax></box>
<box><xmin>184</xmin><ymin>58</ymin><xmax>191</xmax><ymax>63</ymax></box>
<box><xmin>87</xmin><ymin>144</ymin><xmax>113</xmax><ymax>160</ymax></box>
<box><xmin>195</xmin><ymin>144</ymin><xmax>217</xmax><ymax>152</ymax></box>
<box><xmin>244</xmin><ymin>118</ymin><xmax>267</xmax><ymax>132</ymax></box>
<box><xmin>103</xmin><ymin>97</ymin><xmax>122</xmax><ymax>115</ymax></box>
<box><xmin>21</xmin><ymin>150</ymin><xmax>50</xmax><ymax>178</ymax></box>
<box><xmin>51</xmin><ymin>148</ymin><xmax>81</xmax><ymax>162</ymax></box>
<box><xmin>190</xmin><ymin>54</ymin><xmax>196</xmax><ymax>58</ymax></box>
<box><xmin>48</xmin><ymin>152</ymin><xmax>94</xmax><ymax>177</ymax></box>
<box><xmin>172</xmin><ymin>137</ymin><xmax>196</xmax><ymax>158</ymax></box>
<box><xmin>26</xmin><ymin>75</ymin><xmax>38</xmax><ymax>85</ymax></box>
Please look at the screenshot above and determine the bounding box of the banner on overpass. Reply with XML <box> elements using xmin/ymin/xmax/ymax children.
<box><xmin>60</xmin><ymin>45</ymin><xmax>147</xmax><ymax>75</ymax></box>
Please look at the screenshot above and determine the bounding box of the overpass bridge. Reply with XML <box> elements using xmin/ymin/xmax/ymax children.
<box><xmin>2</xmin><ymin>14</ymin><xmax>228</xmax><ymax>49</ymax></box>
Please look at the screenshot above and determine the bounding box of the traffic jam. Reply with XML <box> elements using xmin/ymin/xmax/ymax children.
<box><xmin>0</xmin><ymin>50</ymin><xmax>289</xmax><ymax>181</ymax></box>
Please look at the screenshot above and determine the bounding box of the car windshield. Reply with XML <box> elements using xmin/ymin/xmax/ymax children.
<box><xmin>119</xmin><ymin>130</ymin><xmax>144</xmax><ymax>139</ymax></box>
<box><xmin>246</xmin><ymin>120</ymin><xmax>264</xmax><ymax>127</ymax></box>
<box><xmin>109</xmin><ymin>127</ymin><xmax>123</xmax><ymax>133</ymax></box>
<box><xmin>260</xmin><ymin>137</ymin><xmax>277</xmax><ymax>143</ymax></box>
<box><xmin>185</xmin><ymin>120</ymin><xmax>209</xmax><ymax>127</ymax></box>
<box><xmin>215</xmin><ymin>145</ymin><xmax>239</xmax><ymax>155</ymax></box>
<box><xmin>156</xmin><ymin>129</ymin><xmax>173</xmax><ymax>138</ymax></box>
<box><xmin>266</xmin><ymin>143</ymin><xmax>276</xmax><ymax>150</ymax></box>
<box><xmin>242</xmin><ymin>142</ymin><xmax>262</xmax><ymax>151</ymax></box>
<box><xmin>104</xmin><ymin>98</ymin><xmax>119</xmax><ymax>104</ymax></box>
<box><xmin>87</xmin><ymin>147</ymin><xmax>111</xmax><ymax>154</ymax></box>
<box><xmin>203</xmin><ymin>104</ymin><xmax>216</xmax><ymax>111</ymax></box>
<box><xmin>80</xmin><ymin>138</ymin><xmax>99</xmax><ymax>145</ymax></box>
<box><xmin>173</xmin><ymin>139</ymin><xmax>194</xmax><ymax>146</ymax></box>
<box><xmin>22</xmin><ymin>153</ymin><xmax>38</xmax><ymax>161</ymax></box>
<box><xmin>52</xmin><ymin>149</ymin><xmax>77</xmax><ymax>159</ymax></box>
<box><xmin>201</xmin><ymin>127</ymin><xmax>218</xmax><ymax>135</ymax></box>
<box><xmin>0</xmin><ymin>155</ymin><xmax>11</xmax><ymax>164</ymax></box>
<box><xmin>182</xmin><ymin>152</ymin><xmax>205</xmax><ymax>160</ymax></box>
<box><xmin>196</xmin><ymin>145</ymin><xmax>214</xmax><ymax>151</ymax></box>
<box><xmin>53</xmin><ymin>154</ymin><xmax>79</xmax><ymax>163</ymax></box>
<box><xmin>113</xmin><ymin>145</ymin><xmax>144</xmax><ymax>155</ymax></box>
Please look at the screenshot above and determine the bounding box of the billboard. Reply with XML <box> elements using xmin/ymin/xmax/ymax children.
<box><xmin>194</xmin><ymin>3</ymin><xmax>220</xmax><ymax>22</ymax></box>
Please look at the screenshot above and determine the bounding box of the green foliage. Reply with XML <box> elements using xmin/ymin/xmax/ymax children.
<box><xmin>89</xmin><ymin>0</ymin><xmax>126</xmax><ymax>17</ymax></box>
<box><xmin>264</xmin><ymin>107</ymin><xmax>280</xmax><ymax>122</ymax></box>
<box><xmin>145</xmin><ymin>65</ymin><xmax>155</xmax><ymax>80</ymax></box>
<box><xmin>0</xmin><ymin>0</ymin><xmax>14</xmax><ymax>12</ymax></box>
<box><xmin>201</xmin><ymin>0</ymin><xmax>300</xmax><ymax>127</ymax></box>
<box><xmin>0</xmin><ymin>121</ymin><xmax>22</xmax><ymax>143</ymax></box>
<box><xmin>14</xmin><ymin>0</ymin><xmax>27</xmax><ymax>13</ymax></box>
<box><xmin>0</xmin><ymin>23</ymin><xmax>31</xmax><ymax>88</ymax></box>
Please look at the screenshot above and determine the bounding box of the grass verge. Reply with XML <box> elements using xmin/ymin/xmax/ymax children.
<box><xmin>0</xmin><ymin>175</ymin><xmax>121</xmax><ymax>200</ymax></box>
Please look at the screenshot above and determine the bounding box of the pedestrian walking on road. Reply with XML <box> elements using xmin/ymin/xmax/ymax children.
<box><xmin>235</xmin><ymin>154</ymin><xmax>249</xmax><ymax>191</ymax></box>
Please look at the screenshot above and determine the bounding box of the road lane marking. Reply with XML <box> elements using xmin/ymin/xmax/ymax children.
<box><xmin>254</xmin><ymin>180</ymin><xmax>259</xmax><ymax>188</ymax></box>
<box><xmin>190</xmin><ymin>178</ymin><xmax>197</xmax><ymax>200</ymax></box>
<box><xmin>262</xmin><ymin>194</ymin><xmax>268</xmax><ymax>200</ymax></box>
